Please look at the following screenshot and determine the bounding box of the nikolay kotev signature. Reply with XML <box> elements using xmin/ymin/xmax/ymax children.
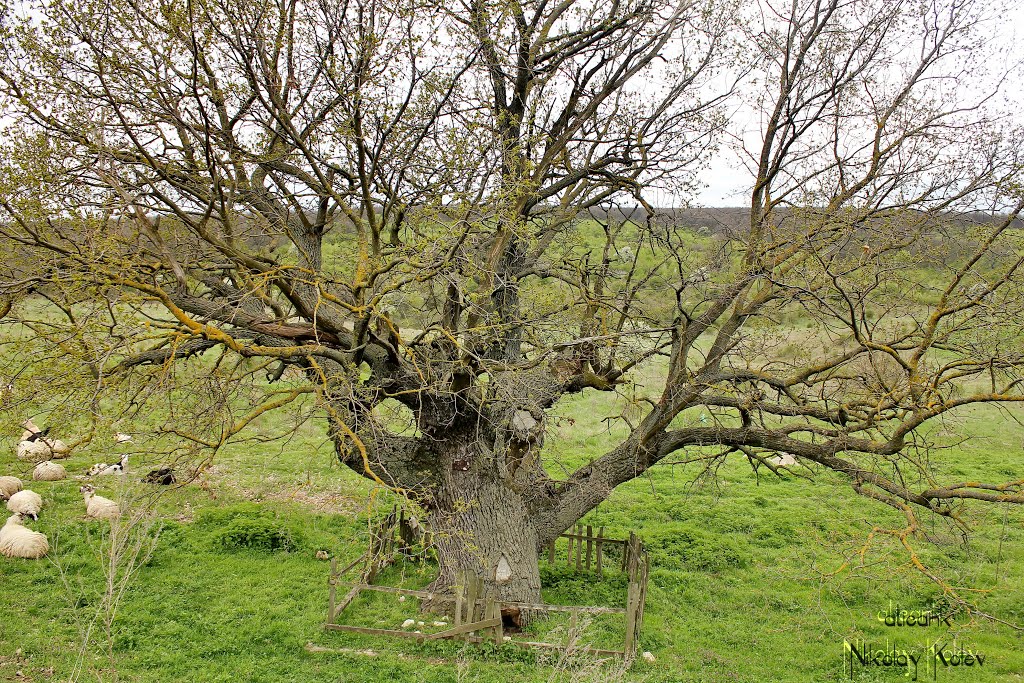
<box><xmin>842</xmin><ymin>603</ymin><xmax>986</xmax><ymax>680</ymax></box>
<box><xmin>843</xmin><ymin>639</ymin><xmax>986</xmax><ymax>681</ymax></box>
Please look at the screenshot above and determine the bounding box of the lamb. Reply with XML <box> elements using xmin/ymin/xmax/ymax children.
<box><xmin>6</xmin><ymin>490</ymin><xmax>42</xmax><ymax>520</ymax></box>
<box><xmin>0</xmin><ymin>476</ymin><xmax>22</xmax><ymax>501</ymax></box>
<box><xmin>32</xmin><ymin>461</ymin><xmax>67</xmax><ymax>481</ymax></box>
<box><xmin>87</xmin><ymin>455</ymin><xmax>129</xmax><ymax>477</ymax></box>
<box><xmin>79</xmin><ymin>485</ymin><xmax>120</xmax><ymax>520</ymax></box>
<box><xmin>0</xmin><ymin>513</ymin><xmax>48</xmax><ymax>559</ymax></box>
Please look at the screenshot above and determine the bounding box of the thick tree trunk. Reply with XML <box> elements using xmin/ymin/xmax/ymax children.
<box><xmin>421</xmin><ymin>427</ymin><xmax>543</xmax><ymax>615</ymax></box>
<box><xmin>427</xmin><ymin>474</ymin><xmax>542</xmax><ymax>607</ymax></box>
<box><xmin>332</xmin><ymin>407</ymin><xmax>557</xmax><ymax>616</ymax></box>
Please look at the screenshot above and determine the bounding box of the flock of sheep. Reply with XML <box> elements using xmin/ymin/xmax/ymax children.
<box><xmin>0</xmin><ymin>420</ymin><xmax>165</xmax><ymax>559</ymax></box>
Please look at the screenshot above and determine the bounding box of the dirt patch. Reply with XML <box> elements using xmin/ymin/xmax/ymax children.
<box><xmin>201</xmin><ymin>466</ymin><xmax>363</xmax><ymax>516</ymax></box>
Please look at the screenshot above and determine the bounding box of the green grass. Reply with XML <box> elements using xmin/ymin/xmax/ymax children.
<box><xmin>2</xmin><ymin>381</ymin><xmax>1024</xmax><ymax>682</ymax></box>
<box><xmin>1</xmin><ymin>236</ymin><xmax>1023</xmax><ymax>682</ymax></box>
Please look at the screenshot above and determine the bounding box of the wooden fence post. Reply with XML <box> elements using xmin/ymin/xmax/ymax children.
<box><xmin>575</xmin><ymin>524</ymin><xmax>583</xmax><ymax>570</ymax></box>
<box><xmin>466</xmin><ymin>573</ymin><xmax>479</xmax><ymax>635</ymax></box>
<box><xmin>596</xmin><ymin>527</ymin><xmax>604</xmax><ymax>578</ymax></box>
<box><xmin>636</xmin><ymin>552</ymin><xmax>650</xmax><ymax>638</ymax></box>
<box><xmin>454</xmin><ymin>571</ymin><xmax>466</xmax><ymax>630</ymax></box>
<box><xmin>487</xmin><ymin>598</ymin><xmax>504</xmax><ymax>645</ymax></box>
<box><xmin>624</xmin><ymin>573</ymin><xmax>639</xmax><ymax>658</ymax></box>
<box><xmin>585</xmin><ymin>525</ymin><xmax>593</xmax><ymax>572</ymax></box>
<box><xmin>327</xmin><ymin>556</ymin><xmax>338</xmax><ymax>623</ymax></box>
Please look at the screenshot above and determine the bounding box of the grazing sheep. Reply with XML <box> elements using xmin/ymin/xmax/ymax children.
<box><xmin>48</xmin><ymin>439</ymin><xmax>71</xmax><ymax>456</ymax></box>
<box><xmin>6</xmin><ymin>490</ymin><xmax>42</xmax><ymax>520</ymax></box>
<box><xmin>141</xmin><ymin>467</ymin><xmax>175</xmax><ymax>485</ymax></box>
<box><xmin>86</xmin><ymin>461</ymin><xmax>109</xmax><ymax>476</ymax></box>
<box><xmin>32</xmin><ymin>461</ymin><xmax>67</xmax><ymax>481</ymax></box>
<box><xmin>16</xmin><ymin>438</ymin><xmax>71</xmax><ymax>462</ymax></box>
<box><xmin>79</xmin><ymin>485</ymin><xmax>120</xmax><ymax>520</ymax></box>
<box><xmin>87</xmin><ymin>455</ymin><xmax>128</xmax><ymax>477</ymax></box>
<box><xmin>0</xmin><ymin>476</ymin><xmax>22</xmax><ymax>501</ymax></box>
<box><xmin>0</xmin><ymin>513</ymin><xmax>48</xmax><ymax>559</ymax></box>
<box><xmin>17</xmin><ymin>440</ymin><xmax>52</xmax><ymax>462</ymax></box>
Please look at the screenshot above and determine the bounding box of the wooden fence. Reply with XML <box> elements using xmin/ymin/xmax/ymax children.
<box><xmin>325</xmin><ymin>509</ymin><xmax>650</xmax><ymax>658</ymax></box>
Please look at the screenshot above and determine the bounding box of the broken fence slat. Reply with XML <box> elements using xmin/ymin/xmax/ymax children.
<box><xmin>465</xmin><ymin>574</ymin><xmax>479</xmax><ymax>625</ymax></box>
<box><xmin>423</xmin><ymin>617</ymin><xmax>503</xmax><ymax>641</ymax></box>
<box><xmin>333</xmin><ymin>583</ymin><xmax>365</xmax><ymax>621</ymax></box>
<box><xmin>454</xmin><ymin>581</ymin><xmax>464</xmax><ymax>628</ymax></box>
<box><xmin>335</xmin><ymin>552</ymin><xmax>369</xmax><ymax>579</ymax></box>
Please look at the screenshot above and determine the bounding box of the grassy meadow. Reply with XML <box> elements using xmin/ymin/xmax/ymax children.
<box><xmin>2</xmin><ymin>216</ymin><xmax>1024</xmax><ymax>682</ymax></box>
<box><xmin>1</xmin><ymin>369</ymin><xmax>1023</xmax><ymax>682</ymax></box>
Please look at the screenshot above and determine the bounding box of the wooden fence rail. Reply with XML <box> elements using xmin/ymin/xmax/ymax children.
<box><xmin>545</xmin><ymin>523</ymin><xmax>634</xmax><ymax>578</ymax></box>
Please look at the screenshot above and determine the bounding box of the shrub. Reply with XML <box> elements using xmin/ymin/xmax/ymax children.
<box><xmin>212</xmin><ymin>516</ymin><xmax>295</xmax><ymax>552</ymax></box>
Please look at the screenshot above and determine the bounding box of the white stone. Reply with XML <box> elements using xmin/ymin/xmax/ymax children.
<box><xmin>511</xmin><ymin>411</ymin><xmax>538</xmax><ymax>439</ymax></box>
<box><xmin>642</xmin><ymin>651</ymin><xmax>656</xmax><ymax>663</ymax></box>
<box><xmin>432</xmin><ymin>621</ymin><xmax>447</xmax><ymax>627</ymax></box>
<box><xmin>401</xmin><ymin>619</ymin><xmax>415</xmax><ymax>629</ymax></box>
<box><xmin>495</xmin><ymin>554</ymin><xmax>513</xmax><ymax>583</ymax></box>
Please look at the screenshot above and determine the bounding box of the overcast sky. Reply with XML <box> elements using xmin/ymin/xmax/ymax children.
<box><xmin>692</xmin><ymin>3</ymin><xmax>1024</xmax><ymax>207</ymax></box>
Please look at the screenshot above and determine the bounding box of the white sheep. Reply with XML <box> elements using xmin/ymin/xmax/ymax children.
<box><xmin>0</xmin><ymin>513</ymin><xmax>48</xmax><ymax>559</ymax></box>
<box><xmin>17</xmin><ymin>440</ymin><xmax>52</xmax><ymax>462</ymax></box>
<box><xmin>87</xmin><ymin>455</ymin><xmax>128</xmax><ymax>477</ymax></box>
<box><xmin>48</xmin><ymin>439</ymin><xmax>71</xmax><ymax>456</ymax></box>
<box><xmin>79</xmin><ymin>485</ymin><xmax>120</xmax><ymax>520</ymax></box>
<box><xmin>0</xmin><ymin>476</ymin><xmax>22</xmax><ymax>501</ymax></box>
<box><xmin>16</xmin><ymin>439</ymin><xmax>71</xmax><ymax>462</ymax></box>
<box><xmin>32</xmin><ymin>461</ymin><xmax>67</xmax><ymax>481</ymax></box>
<box><xmin>769</xmin><ymin>453</ymin><xmax>798</xmax><ymax>467</ymax></box>
<box><xmin>6</xmin><ymin>490</ymin><xmax>42</xmax><ymax>520</ymax></box>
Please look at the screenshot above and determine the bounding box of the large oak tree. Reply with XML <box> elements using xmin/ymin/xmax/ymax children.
<box><xmin>1</xmin><ymin>0</ymin><xmax>1023</xmax><ymax>605</ymax></box>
